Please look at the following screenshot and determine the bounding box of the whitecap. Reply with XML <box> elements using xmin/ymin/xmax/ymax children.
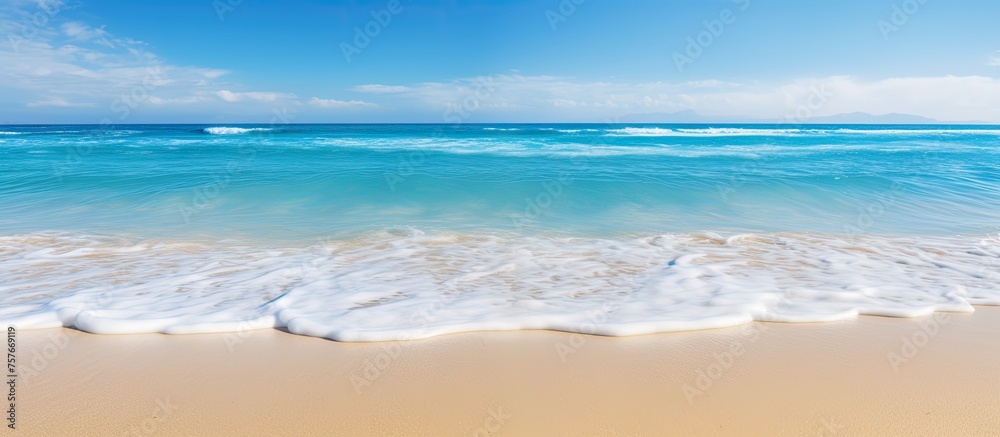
<box><xmin>607</xmin><ymin>127</ymin><xmax>804</xmax><ymax>137</ymax></box>
<box><xmin>203</xmin><ymin>127</ymin><xmax>273</xmax><ymax>135</ymax></box>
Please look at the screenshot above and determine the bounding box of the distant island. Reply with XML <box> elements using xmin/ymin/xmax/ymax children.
<box><xmin>620</xmin><ymin>110</ymin><xmax>991</xmax><ymax>125</ymax></box>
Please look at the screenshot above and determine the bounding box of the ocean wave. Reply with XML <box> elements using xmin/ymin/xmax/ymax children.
<box><xmin>608</xmin><ymin>127</ymin><xmax>804</xmax><ymax>137</ymax></box>
<box><xmin>203</xmin><ymin>127</ymin><xmax>274</xmax><ymax>135</ymax></box>
<box><xmin>832</xmin><ymin>128</ymin><xmax>1000</xmax><ymax>135</ymax></box>
<box><xmin>0</xmin><ymin>231</ymin><xmax>996</xmax><ymax>341</ymax></box>
<box><xmin>305</xmin><ymin>136</ymin><xmax>984</xmax><ymax>158</ymax></box>
<box><xmin>606</xmin><ymin>127</ymin><xmax>1000</xmax><ymax>137</ymax></box>
<box><xmin>0</xmin><ymin>131</ymin><xmax>21</xmax><ymax>135</ymax></box>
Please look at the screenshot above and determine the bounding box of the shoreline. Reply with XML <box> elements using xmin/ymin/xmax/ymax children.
<box><xmin>13</xmin><ymin>308</ymin><xmax>1000</xmax><ymax>435</ymax></box>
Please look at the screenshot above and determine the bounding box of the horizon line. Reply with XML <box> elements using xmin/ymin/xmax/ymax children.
<box><xmin>4</xmin><ymin>122</ymin><xmax>1000</xmax><ymax>126</ymax></box>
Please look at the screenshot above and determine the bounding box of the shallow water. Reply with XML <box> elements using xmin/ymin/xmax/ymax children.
<box><xmin>1</xmin><ymin>124</ymin><xmax>998</xmax><ymax>340</ymax></box>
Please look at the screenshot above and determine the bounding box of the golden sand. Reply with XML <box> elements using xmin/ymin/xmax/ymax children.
<box><xmin>13</xmin><ymin>307</ymin><xmax>1000</xmax><ymax>436</ymax></box>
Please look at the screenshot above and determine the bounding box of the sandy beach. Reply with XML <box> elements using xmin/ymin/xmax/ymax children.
<box><xmin>10</xmin><ymin>307</ymin><xmax>1000</xmax><ymax>436</ymax></box>
<box><xmin>4</xmin><ymin>0</ymin><xmax>1000</xmax><ymax>435</ymax></box>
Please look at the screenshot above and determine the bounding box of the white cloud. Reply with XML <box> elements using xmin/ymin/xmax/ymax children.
<box><xmin>0</xmin><ymin>1</ymin><xmax>296</xmax><ymax>121</ymax></box>
<box><xmin>61</xmin><ymin>22</ymin><xmax>119</xmax><ymax>48</ymax></box>
<box><xmin>351</xmin><ymin>84</ymin><xmax>410</xmax><ymax>93</ymax></box>
<box><xmin>308</xmin><ymin>97</ymin><xmax>376</xmax><ymax>108</ymax></box>
<box><xmin>357</xmin><ymin>74</ymin><xmax>1000</xmax><ymax>122</ymax></box>
<box><xmin>215</xmin><ymin>90</ymin><xmax>296</xmax><ymax>103</ymax></box>
<box><xmin>26</xmin><ymin>97</ymin><xmax>93</xmax><ymax>107</ymax></box>
<box><xmin>3</xmin><ymin>1</ymin><xmax>999</xmax><ymax>123</ymax></box>
<box><xmin>147</xmin><ymin>95</ymin><xmax>209</xmax><ymax>105</ymax></box>
<box><xmin>682</xmin><ymin>80</ymin><xmax>742</xmax><ymax>88</ymax></box>
<box><xmin>199</xmin><ymin>69</ymin><xmax>228</xmax><ymax>79</ymax></box>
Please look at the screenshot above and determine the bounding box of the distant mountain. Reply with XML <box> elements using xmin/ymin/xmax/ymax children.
<box><xmin>618</xmin><ymin>110</ymin><xmax>950</xmax><ymax>125</ymax></box>
<box><xmin>801</xmin><ymin>112</ymin><xmax>940</xmax><ymax>124</ymax></box>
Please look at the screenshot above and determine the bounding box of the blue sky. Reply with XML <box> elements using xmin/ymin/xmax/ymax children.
<box><xmin>2</xmin><ymin>0</ymin><xmax>999</xmax><ymax>123</ymax></box>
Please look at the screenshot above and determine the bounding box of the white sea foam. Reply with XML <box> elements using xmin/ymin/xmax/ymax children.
<box><xmin>203</xmin><ymin>127</ymin><xmax>273</xmax><ymax>135</ymax></box>
<box><xmin>308</xmin><ymin>136</ymin><xmax>979</xmax><ymax>158</ymax></box>
<box><xmin>1</xmin><ymin>231</ymin><xmax>997</xmax><ymax>341</ymax></box>
<box><xmin>608</xmin><ymin>127</ymin><xmax>804</xmax><ymax>137</ymax></box>
<box><xmin>675</xmin><ymin>127</ymin><xmax>803</xmax><ymax>135</ymax></box>
<box><xmin>832</xmin><ymin>128</ymin><xmax>1000</xmax><ymax>135</ymax></box>
<box><xmin>0</xmin><ymin>131</ymin><xmax>21</xmax><ymax>135</ymax></box>
<box><xmin>607</xmin><ymin>127</ymin><xmax>1000</xmax><ymax>137</ymax></box>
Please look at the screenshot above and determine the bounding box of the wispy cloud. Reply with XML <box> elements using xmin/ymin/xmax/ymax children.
<box><xmin>352</xmin><ymin>74</ymin><xmax>1000</xmax><ymax>122</ymax></box>
<box><xmin>3</xmin><ymin>0</ymin><xmax>999</xmax><ymax>123</ymax></box>
<box><xmin>351</xmin><ymin>84</ymin><xmax>410</xmax><ymax>94</ymax></box>
<box><xmin>308</xmin><ymin>97</ymin><xmax>376</xmax><ymax>108</ymax></box>
<box><xmin>0</xmin><ymin>1</ymin><xmax>297</xmax><ymax>120</ymax></box>
<box><xmin>215</xmin><ymin>90</ymin><xmax>296</xmax><ymax>103</ymax></box>
<box><xmin>147</xmin><ymin>96</ymin><xmax>208</xmax><ymax>105</ymax></box>
<box><xmin>60</xmin><ymin>21</ymin><xmax>129</xmax><ymax>48</ymax></box>
<box><xmin>26</xmin><ymin>97</ymin><xmax>94</xmax><ymax>107</ymax></box>
<box><xmin>682</xmin><ymin>80</ymin><xmax>743</xmax><ymax>88</ymax></box>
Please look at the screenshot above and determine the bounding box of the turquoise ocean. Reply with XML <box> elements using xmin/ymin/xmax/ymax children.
<box><xmin>1</xmin><ymin>124</ymin><xmax>998</xmax><ymax>340</ymax></box>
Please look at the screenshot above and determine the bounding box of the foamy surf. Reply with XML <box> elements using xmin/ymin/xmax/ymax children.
<box><xmin>203</xmin><ymin>127</ymin><xmax>274</xmax><ymax>135</ymax></box>
<box><xmin>606</xmin><ymin>127</ymin><xmax>1000</xmax><ymax>137</ymax></box>
<box><xmin>607</xmin><ymin>127</ymin><xmax>805</xmax><ymax>137</ymax></box>
<box><xmin>1</xmin><ymin>231</ymin><xmax>997</xmax><ymax>341</ymax></box>
<box><xmin>3</xmin><ymin>123</ymin><xmax>1000</xmax><ymax>341</ymax></box>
